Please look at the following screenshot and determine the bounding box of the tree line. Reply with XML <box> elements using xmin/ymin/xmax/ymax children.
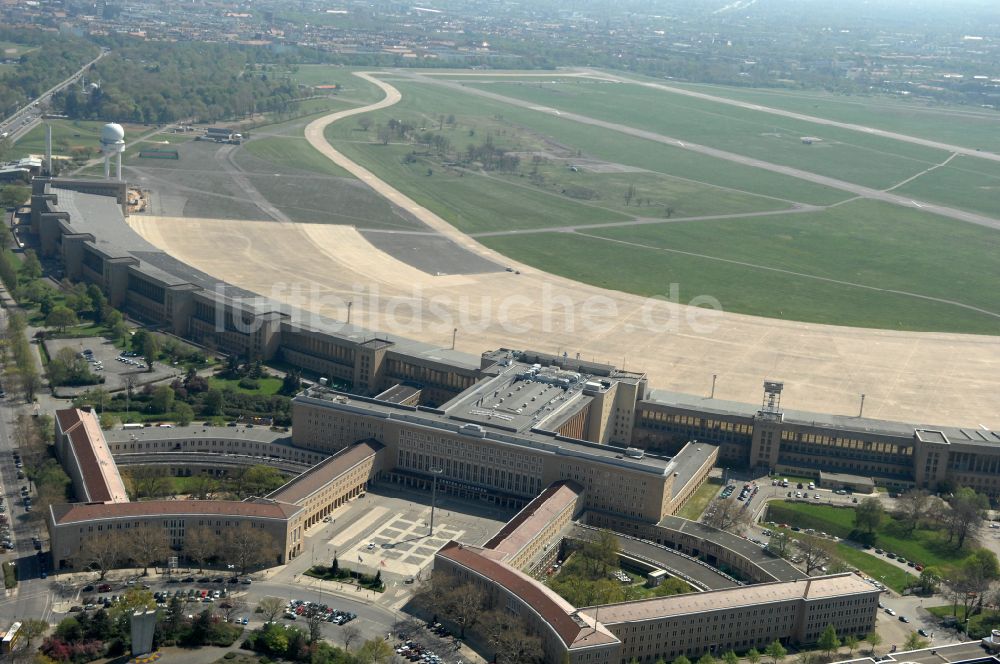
<box><xmin>51</xmin><ymin>39</ymin><xmax>307</xmax><ymax>125</ymax></box>
<box><xmin>0</xmin><ymin>28</ymin><xmax>99</xmax><ymax>119</ymax></box>
<box><xmin>78</xmin><ymin>521</ymin><xmax>282</xmax><ymax>579</ymax></box>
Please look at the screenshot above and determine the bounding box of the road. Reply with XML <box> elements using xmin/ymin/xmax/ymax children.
<box><xmin>0</xmin><ymin>48</ymin><xmax>109</xmax><ymax>144</ymax></box>
<box><xmin>0</xmin><ymin>299</ymin><xmax>51</xmax><ymax>627</ymax></box>
<box><xmin>404</xmin><ymin>72</ymin><xmax>1000</xmax><ymax>233</ymax></box>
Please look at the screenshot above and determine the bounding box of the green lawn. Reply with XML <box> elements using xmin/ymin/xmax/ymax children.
<box><xmin>352</xmin><ymin>78</ymin><xmax>849</xmax><ymax>206</ymax></box>
<box><xmin>291</xmin><ymin>66</ymin><xmax>386</xmax><ymax>104</ymax></box>
<box><xmin>207</xmin><ymin>375</ymin><xmax>284</xmax><ymax>396</ymax></box>
<box><xmin>895</xmin><ymin>156</ymin><xmax>1000</xmax><ymax>220</ymax></box>
<box><xmin>326</xmin><ymin>135</ymin><xmax>629</xmax><ymax>233</ymax></box>
<box><xmin>466</xmin><ymin>78</ymin><xmax>949</xmax><ymax>190</ymax></box>
<box><xmin>926</xmin><ymin>604</ymin><xmax>1000</xmax><ymax>639</ymax></box>
<box><xmin>766</xmin><ymin>501</ymin><xmax>976</xmax><ymax>569</ymax></box>
<box><xmin>12</xmin><ymin>119</ymin><xmax>146</xmax><ymax>160</ymax></box>
<box><xmin>244</xmin><ymin>135</ymin><xmax>352</xmax><ymax>177</ymax></box>
<box><xmin>0</xmin><ymin>41</ymin><xmax>38</xmax><ymax>57</ymax></box>
<box><xmin>481</xmin><ymin>199</ymin><xmax>1000</xmax><ymax>334</ymax></box>
<box><xmin>834</xmin><ymin>545</ymin><xmax>912</xmax><ymax>593</ymax></box>
<box><xmin>677</xmin><ymin>478</ymin><xmax>722</xmax><ymax>520</ymax></box>
<box><xmin>656</xmin><ymin>77</ymin><xmax>1000</xmax><ymax>154</ymax></box>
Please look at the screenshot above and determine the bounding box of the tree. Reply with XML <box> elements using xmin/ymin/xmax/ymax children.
<box><xmin>747</xmin><ymin>649</ymin><xmax>761</xmax><ymax>664</ymax></box>
<box><xmin>45</xmin><ymin>305</ymin><xmax>78</xmax><ymax>331</ymax></box>
<box><xmin>896</xmin><ymin>489</ymin><xmax>930</xmax><ymax>535</ymax></box>
<box><xmin>303</xmin><ymin>602</ymin><xmax>326</xmax><ymax>647</ymax></box>
<box><xmin>945</xmin><ymin>488</ymin><xmax>989</xmax><ymax>548</ymax></box>
<box><xmin>124</xmin><ymin>466</ymin><xmax>169</xmax><ymax>500</ymax></box>
<box><xmin>204</xmin><ymin>388</ymin><xmax>224</xmax><ymax>416</ymax></box>
<box><xmin>866</xmin><ymin>631</ymin><xmax>882</xmax><ymax>656</ymax></box>
<box><xmin>17</xmin><ymin>617</ymin><xmax>49</xmax><ymax>653</ymax></box>
<box><xmin>845</xmin><ymin>635</ymin><xmax>859</xmax><ymax>656</ymax></box>
<box><xmin>356</xmin><ymin>638</ymin><xmax>394</xmax><ymax>664</ymax></box>
<box><xmin>223</xmin><ymin>522</ymin><xmax>280</xmax><ymax>574</ymax></box>
<box><xmin>581</xmin><ymin>529</ymin><xmax>620</xmax><ymax>576</ymax></box>
<box><xmin>915</xmin><ymin>566</ymin><xmax>942</xmax><ymax>595</ymax></box>
<box><xmin>441</xmin><ymin>582</ymin><xmax>487</xmax><ymax>638</ymax></box>
<box><xmin>796</xmin><ymin>534</ymin><xmax>837</xmax><ymax>574</ymax></box>
<box><xmin>817</xmin><ymin>624</ymin><xmax>840</xmax><ymax>658</ymax></box>
<box><xmin>672</xmin><ymin>657</ymin><xmax>691</xmax><ymax>664</ymax></box>
<box><xmin>357</xmin><ymin>117</ymin><xmax>371</xmax><ymax>132</ymax></box>
<box><xmin>127</xmin><ymin>524</ymin><xmax>170</xmax><ymax>575</ymax></box>
<box><xmin>133</xmin><ymin>329</ymin><xmax>159</xmax><ymax>371</ymax></box>
<box><xmin>257</xmin><ymin>596</ymin><xmax>285</xmax><ymax>623</ymax></box>
<box><xmin>904</xmin><ymin>633</ymin><xmax>929</xmax><ymax>651</ymax></box>
<box><xmin>854</xmin><ymin>497</ymin><xmax>884</xmax><ymax>535</ymax></box>
<box><xmin>624</xmin><ymin>183</ymin><xmax>636</xmax><ymax>206</ymax></box>
<box><xmin>765</xmin><ymin>640</ymin><xmax>786</xmax><ymax>664</ymax></box>
<box><xmin>219</xmin><ymin>595</ymin><xmax>247</xmax><ymax>623</ymax></box>
<box><xmin>79</xmin><ymin>530</ymin><xmax>126</xmax><ymax>579</ymax></box>
<box><xmin>340</xmin><ymin>623</ymin><xmax>362</xmax><ymax>651</ymax></box>
<box><xmin>703</xmin><ymin>497</ymin><xmax>753</xmax><ymax>534</ymax></box>
<box><xmin>723</xmin><ymin>651</ymin><xmax>739</xmax><ymax>664</ymax></box>
<box><xmin>21</xmin><ymin>249</ymin><xmax>42</xmax><ymax>279</ymax></box>
<box><xmin>184</xmin><ymin>525</ymin><xmax>216</xmax><ymax>572</ymax></box>
<box><xmin>697</xmin><ymin>654</ymin><xmax>716</xmax><ymax>664</ymax></box>
<box><xmin>150</xmin><ymin>384</ymin><xmax>175</xmax><ymax>414</ymax></box>
<box><xmin>175</xmin><ymin>401</ymin><xmax>194</xmax><ymax>425</ymax></box>
<box><xmin>0</xmin><ymin>184</ymin><xmax>30</xmax><ymax>208</ymax></box>
<box><xmin>767</xmin><ymin>529</ymin><xmax>791</xmax><ymax>558</ymax></box>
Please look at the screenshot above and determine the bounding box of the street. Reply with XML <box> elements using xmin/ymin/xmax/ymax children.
<box><xmin>0</xmin><ymin>48</ymin><xmax>109</xmax><ymax>143</ymax></box>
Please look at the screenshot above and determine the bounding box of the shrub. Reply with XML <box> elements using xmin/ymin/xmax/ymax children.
<box><xmin>2</xmin><ymin>562</ymin><xmax>16</xmax><ymax>589</ymax></box>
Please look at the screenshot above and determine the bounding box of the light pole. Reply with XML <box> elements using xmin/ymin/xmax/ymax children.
<box><xmin>428</xmin><ymin>467</ymin><xmax>444</xmax><ymax>537</ymax></box>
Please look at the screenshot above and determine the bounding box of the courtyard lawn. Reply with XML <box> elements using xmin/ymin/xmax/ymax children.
<box><xmin>677</xmin><ymin>478</ymin><xmax>722</xmax><ymax>521</ymax></box>
<box><xmin>207</xmin><ymin>375</ymin><xmax>284</xmax><ymax>396</ymax></box>
<box><xmin>766</xmin><ymin>501</ymin><xmax>975</xmax><ymax>569</ymax></box>
<box><xmin>833</xmin><ymin>545</ymin><xmax>912</xmax><ymax>594</ymax></box>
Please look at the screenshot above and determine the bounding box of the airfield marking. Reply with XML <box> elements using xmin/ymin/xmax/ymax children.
<box><xmin>406</xmin><ymin>72</ymin><xmax>1000</xmax><ymax>232</ymax></box>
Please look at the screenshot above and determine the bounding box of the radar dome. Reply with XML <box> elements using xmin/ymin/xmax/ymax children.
<box><xmin>100</xmin><ymin>122</ymin><xmax>125</xmax><ymax>145</ymax></box>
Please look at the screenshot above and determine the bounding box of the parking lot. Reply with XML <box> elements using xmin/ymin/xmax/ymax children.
<box><xmin>43</xmin><ymin>336</ymin><xmax>177</xmax><ymax>394</ymax></box>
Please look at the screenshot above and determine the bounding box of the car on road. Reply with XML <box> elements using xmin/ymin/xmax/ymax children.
<box><xmin>918</xmin><ymin>629</ymin><xmax>930</xmax><ymax>637</ymax></box>
<box><xmin>898</xmin><ymin>616</ymin><xmax>909</xmax><ymax>623</ymax></box>
<box><xmin>97</xmin><ymin>583</ymin><xmax>112</xmax><ymax>592</ymax></box>
<box><xmin>885</xmin><ymin>608</ymin><xmax>896</xmax><ymax>616</ymax></box>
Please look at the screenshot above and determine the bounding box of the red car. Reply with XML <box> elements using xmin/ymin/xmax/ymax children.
<box><xmin>97</xmin><ymin>583</ymin><xmax>112</xmax><ymax>592</ymax></box>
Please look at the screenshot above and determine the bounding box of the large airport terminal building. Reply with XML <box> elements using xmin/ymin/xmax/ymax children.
<box><xmin>26</xmin><ymin>175</ymin><xmax>993</xmax><ymax>663</ymax></box>
<box><xmin>30</xmin><ymin>177</ymin><xmax>1000</xmax><ymax>500</ymax></box>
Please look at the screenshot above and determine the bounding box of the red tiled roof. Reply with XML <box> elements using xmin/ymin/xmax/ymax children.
<box><xmin>50</xmin><ymin>499</ymin><xmax>300</xmax><ymax>524</ymax></box>
<box><xmin>56</xmin><ymin>408</ymin><xmax>128</xmax><ymax>504</ymax></box>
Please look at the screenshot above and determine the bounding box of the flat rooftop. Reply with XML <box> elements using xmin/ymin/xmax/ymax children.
<box><xmin>50</xmin><ymin>498</ymin><xmax>301</xmax><ymax>524</ymax></box>
<box><xmin>295</xmin><ymin>390</ymin><xmax>672</xmax><ymax>477</ymax></box>
<box><xmin>267</xmin><ymin>441</ymin><xmax>381</xmax><ymax>505</ymax></box>
<box><xmin>657</xmin><ymin>515</ymin><xmax>804</xmax><ymax>582</ymax></box>
<box><xmin>105</xmin><ymin>423</ymin><xmax>292</xmax><ymax>445</ymax></box>
<box><xmin>668</xmin><ymin>443</ymin><xmax>717</xmax><ymax>499</ymax></box>
<box><xmin>484</xmin><ymin>480</ymin><xmax>582</xmax><ymax>560</ymax></box>
<box><xmin>51</xmin><ymin>187</ymin><xmax>256</xmax><ymax>299</ymax></box>
<box><xmin>444</xmin><ymin>360</ymin><xmax>595</xmax><ymax>433</ymax></box>
<box><xmin>580</xmin><ymin>573</ymin><xmax>875</xmax><ymax>624</ymax></box>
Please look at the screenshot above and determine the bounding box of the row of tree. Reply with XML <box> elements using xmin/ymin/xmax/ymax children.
<box><xmin>78</xmin><ymin>522</ymin><xmax>281</xmax><ymax>579</ymax></box>
<box><xmin>121</xmin><ymin>464</ymin><xmax>286</xmax><ymax>501</ymax></box>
